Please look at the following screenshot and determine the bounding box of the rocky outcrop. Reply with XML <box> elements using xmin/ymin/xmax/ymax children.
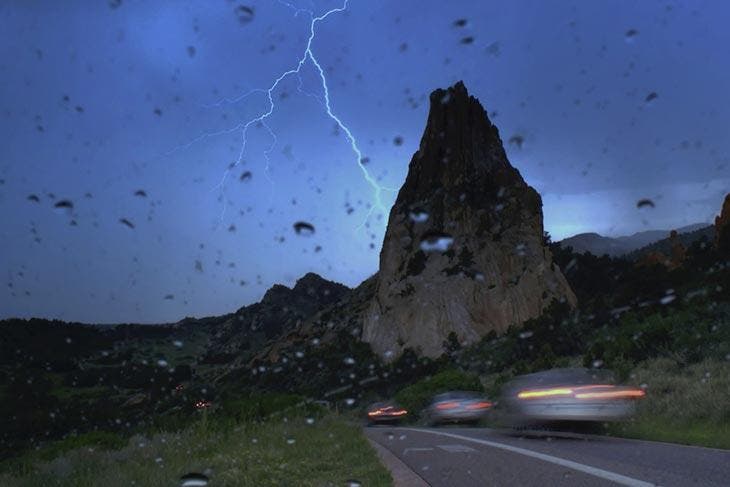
<box><xmin>201</xmin><ymin>273</ymin><xmax>349</xmax><ymax>364</ymax></box>
<box><xmin>716</xmin><ymin>193</ymin><xmax>730</xmax><ymax>254</ymax></box>
<box><xmin>362</xmin><ymin>81</ymin><xmax>576</xmax><ymax>360</ymax></box>
<box><xmin>668</xmin><ymin>230</ymin><xmax>687</xmax><ymax>268</ymax></box>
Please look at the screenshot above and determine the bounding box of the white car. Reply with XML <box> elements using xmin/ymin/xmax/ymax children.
<box><xmin>500</xmin><ymin>368</ymin><xmax>645</xmax><ymax>426</ymax></box>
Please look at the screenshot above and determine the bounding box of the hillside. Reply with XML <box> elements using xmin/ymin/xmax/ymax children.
<box><xmin>558</xmin><ymin>223</ymin><xmax>709</xmax><ymax>257</ymax></box>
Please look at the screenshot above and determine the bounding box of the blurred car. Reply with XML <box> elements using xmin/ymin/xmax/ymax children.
<box><xmin>425</xmin><ymin>391</ymin><xmax>493</xmax><ymax>425</ymax></box>
<box><xmin>500</xmin><ymin>368</ymin><xmax>645</xmax><ymax>427</ymax></box>
<box><xmin>366</xmin><ymin>401</ymin><xmax>408</xmax><ymax>424</ymax></box>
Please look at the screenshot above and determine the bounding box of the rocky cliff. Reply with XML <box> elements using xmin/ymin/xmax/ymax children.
<box><xmin>716</xmin><ymin>193</ymin><xmax>730</xmax><ymax>255</ymax></box>
<box><xmin>362</xmin><ymin>81</ymin><xmax>576</xmax><ymax>359</ymax></box>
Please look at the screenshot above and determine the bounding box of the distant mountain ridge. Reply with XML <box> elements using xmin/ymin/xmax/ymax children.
<box><xmin>558</xmin><ymin>223</ymin><xmax>711</xmax><ymax>257</ymax></box>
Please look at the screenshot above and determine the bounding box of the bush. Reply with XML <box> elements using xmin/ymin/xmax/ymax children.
<box><xmin>394</xmin><ymin>369</ymin><xmax>483</xmax><ymax>420</ymax></box>
<box><xmin>217</xmin><ymin>393</ymin><xmax>306</xmax><ymax>424</ymax></box>
<box><xmin>37</xmin><ymin>430</ymin><xmax>127</xmax><ymax>462</ymax></box>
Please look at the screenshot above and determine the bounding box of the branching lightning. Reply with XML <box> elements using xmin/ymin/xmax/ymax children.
<box><xmin>173</xmin><ymin>0</ymin><xmax>395</xmax><ymax>229</ymax></box>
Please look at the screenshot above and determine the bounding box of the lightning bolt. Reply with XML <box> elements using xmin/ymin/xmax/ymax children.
<box><xmin>171</xmin><ymin>0</ymin><xmax>395</xmax><ymax>230</ymax></box>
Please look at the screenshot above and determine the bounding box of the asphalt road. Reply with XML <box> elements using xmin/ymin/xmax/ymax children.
<box><xmin>364</xmin><ymin>426</ymin><xmax>730</xmax><ymax>486</ymax></box>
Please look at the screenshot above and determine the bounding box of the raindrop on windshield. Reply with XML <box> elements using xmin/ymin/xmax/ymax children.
<box><xmin>293</xmin><ymin>221</ymin><xmax>315</xmax><ymax>236</ymax></box>
<box><xmin>409</xmin><ymin>211</ymin><xmax>429</xmax><ymax>223</ymax></box>
<box><xmin>180</xmin><ymin>472</ymin><xmax>209</xmax><ymax>487</ymax></box>
<box><xmin>235</xmin><ymin>5</ymin><xmax>255</xmax><ymax>24</ymax></box>
<box><xmin>419</xmin><ymin>232</ymin><xmax>454</xmax><ymax>252</ymax></box>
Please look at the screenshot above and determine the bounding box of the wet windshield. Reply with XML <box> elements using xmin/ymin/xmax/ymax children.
<box><xmin>2</xmin><ymin>1</ymin><xmax>729</xmax><ymax>486</ymax></box>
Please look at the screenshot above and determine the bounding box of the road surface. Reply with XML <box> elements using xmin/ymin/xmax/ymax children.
<box><xmin>364</xmin><ymin>426</ymin><xmax>730</xmax><ymax>486</ymax></box>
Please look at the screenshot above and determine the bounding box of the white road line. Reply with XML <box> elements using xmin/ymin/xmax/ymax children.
<box><xmin>404</xmin><ymin>428</ymin><xmax>656</xmax><ymax>487</ymax></box>
<box><xmin>436</xmin><ymin>444</ymin><xmax>477</xmax><ymax>453</ymax></box>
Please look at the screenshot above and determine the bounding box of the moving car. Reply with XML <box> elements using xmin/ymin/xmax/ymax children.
<box><xmin>425</xmin><ymin>391</ymin><xmax>493</xmax><ymax>425</ymax></box>
<box><xmin>500</xmin><ymin>368</ymin><xmax>645</xmax><ymax>427</ymax></box>
<box><xmin>366</xmin><ymin>401</ymin><xmax>408</xmax><ymax>425</ymax></box>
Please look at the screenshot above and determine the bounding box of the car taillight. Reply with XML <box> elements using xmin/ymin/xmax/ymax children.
<box><xmin>436</xmin><ymin>401</ymin><xmax>459</xmax><ymax>410</ymax></box>
<box><xmin>574</xmin><ymin>389</ymin><xmax>645</xmax><ymax>400</ymax></box>
<box><xmin>518</xmin><ymin>384</ymin><xmax>645</xmax><ymax>401</ymax></box>
<box><xmin>466</xmin><ymin>401</ymin><xmax>492</xmax><ymax>410</ymax></box>
<box><xmin>368</xmin><ymin>407</ymin><xmax>408</xmax><ymax>416</ymax></box>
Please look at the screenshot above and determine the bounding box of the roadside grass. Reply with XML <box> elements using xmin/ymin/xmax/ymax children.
<box><xmin>0</xmin><ymin>413</ymin><xmax>392</xmax><ymax>486</ymax></box>
<box><xmin>608</xmin><ymin>357</ymin><xmax>730</xmax><ymax>449</ymax></box>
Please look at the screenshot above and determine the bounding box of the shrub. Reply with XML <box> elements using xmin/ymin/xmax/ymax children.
<box><xmin>217</xmin><ymin>393</ymin><xmax>306</xmax><ymax>424</ymax></box>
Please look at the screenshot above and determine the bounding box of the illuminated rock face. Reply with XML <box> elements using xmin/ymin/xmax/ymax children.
<box><xmin>362</xmin><ymin>81</ymin><xmax>576</xmax><ymax>360</ymax></box>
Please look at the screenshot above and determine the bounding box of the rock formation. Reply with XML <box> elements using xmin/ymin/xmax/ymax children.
<box><xmin>715</xmin><ymin>193</ymin><xmax>730</xmax><ymax>255</ymax></box>
<box><xmin>362</xmin><ymin>81</ymin><xmax>576</xmax><ymax>359</ymax></box>
<box><xmin>201</xmin><ymin>272</ymin><xmax>349</xmax><ymax>365</ymax></box>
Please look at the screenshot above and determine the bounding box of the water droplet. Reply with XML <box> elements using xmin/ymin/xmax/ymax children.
<box><xmin>180</xmin><ymin>472</ymin><xmax>209</xmax><ymax>487</ymax></box>
<box><xmin>519</xmin><ymin>331</ymin><xmax>533</xmax><ymax>339</ymax></box>
<box><xmin>515</xmin><ymin>243</ymin><xmax>527</xmax><ymax>256</ymax></box>
<box><xmin>344</xmin><ymin>357</ymin><xmax>355</xmax><ymax>365</ymax></box>
<box><xmin>157</xmin><ymin>359</ymin><xmax>168</xmax><ymax>367</ymax></box>
<box><xmin>592</xmin><ymin>359</ymin><xmax>604</xmax><ymax>368</ymax></box>
<box><xmin>173</xmin><ymin>340</ymin><xmax>183</xmax><ymax>348</ymax></box>
<box><xmin>419</xmin><ymin>232</ymin><xmax>454</xmax><ymax>252</ymax></box>
<box><xmin>409</xmin><ymin>211</ymin><xmax>429</xmax><ymax>223</ymax></box>
<box><xmin>345</xmin><ymin>481</ymin><xmax>362</xmax><ymax>487</ymax></box>
<box><xmin>345</xmin><ymin>398</ymin><xmax>356</xmax><ymax>406</ymax></box>
<box><xmin>306</xmin><ymin>417</ymin><xmax>315</xmax><ymax>425</ymax></box>
<box><xmin>286</xmin><ymin>438</ymin><xmax>296</xmax><ymax>445</ymax></box>
<box><xmin>636</xmin><ymin>198</ymin><xmax>655</xmax><ymax>209</ymax></box>
<box><xmin>293</xmin><ymin>221</ymin><xmax>315</xmax><ymax>236</ymax></box>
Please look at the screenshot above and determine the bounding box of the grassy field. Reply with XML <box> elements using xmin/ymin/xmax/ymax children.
<box><xmin>0</xmin><ymin>413</ymin><xmax>392</xmax><ymax>486</ymax></box>
<box><xmin>608</xmin><ymin>357</ymin><xmax>730</xmax><ymax>449</ymax></box>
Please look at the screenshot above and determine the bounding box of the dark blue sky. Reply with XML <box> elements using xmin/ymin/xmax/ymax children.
<box><xmin>1</xmin><ymin>0</ymin><xmax>728</xmax><ymax>323</ymax></box>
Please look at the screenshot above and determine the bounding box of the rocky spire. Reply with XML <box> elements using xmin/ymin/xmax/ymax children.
<box><xmin>361</xmin><ymin>81</ymin><xmax>576</xmax><ymax>359</ymax></box>
<box><xmin>715</xmin><ymin>193</ymin><xmax>730</xmax><ymax>254</ymax></box>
